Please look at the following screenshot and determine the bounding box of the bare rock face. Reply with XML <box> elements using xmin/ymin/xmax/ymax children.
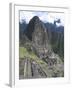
<box><xmin>31</xmin><ymin>16</ymin><xmax>52</xmax><ymax>58</ymax></box>
<box><xmin>25</xmin><ymin>16</ymin><xmax>40</xmax><ymax>41</ymax></box>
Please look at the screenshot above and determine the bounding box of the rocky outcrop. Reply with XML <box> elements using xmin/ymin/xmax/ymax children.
<box><xmin>25</xmin><ymin>16</ymin><xmax>52</xmax><ymax>59</ymax></box>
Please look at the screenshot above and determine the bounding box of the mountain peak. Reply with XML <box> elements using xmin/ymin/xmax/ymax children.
<box><xmin>25</xmin><ymin>16</ymin><xmax>40</xmax><ymax>40</ymax></box>
<box><xmin>31</xmin><ymin>16</ymin><xmax>39</xmax><ymax>21</ymax></box>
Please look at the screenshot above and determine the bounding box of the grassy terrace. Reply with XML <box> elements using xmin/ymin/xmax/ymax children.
<box><xmin>19</xmin><ymin>46</ymin><xmax>47</xmax><ymax>65</ymax></box>
<box><xmin>19</xmin><ymin>46</ymin><xmax>53</xmax><ymax>77</ymax></box>
<box><xmin>19</xmin><ymin>47</ymin><xmax>64</xmax><ymax>77</ymax></box>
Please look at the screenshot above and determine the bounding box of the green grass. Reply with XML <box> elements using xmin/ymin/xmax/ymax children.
<box><xmin>19</xmin><ymin>47</ymin><xmax>29</xmax><ymax>58</ymax></box>
<box><xmin>19</xmin><ymin>46</ymin><xmax>37</xmax><ymax>59</ymax></box>
<box><xmin>19</xmin><ymin>46</ymin><xmax>47</xmax><ymax>65</ymax></box>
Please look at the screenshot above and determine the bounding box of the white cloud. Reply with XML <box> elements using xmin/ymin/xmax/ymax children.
<box><xmin>48</xmin><ymin>13</ymin><xmax>64</xmax><ymax>26</ymax></box>
<box><xmin>20</xmin><ymin>11</ymin><xmax>64</xmax><ymax>26</ymax></box>
<box><xmin>20</xmin><ymin>11</ymin><xmax>34</xmax><ymax>23</ymax></box>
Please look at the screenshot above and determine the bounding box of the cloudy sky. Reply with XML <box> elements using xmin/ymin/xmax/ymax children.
<box><xmin>19</xmin><ymin>11</ymin><xmax>64</xmax><ymax>26</ymax></box>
